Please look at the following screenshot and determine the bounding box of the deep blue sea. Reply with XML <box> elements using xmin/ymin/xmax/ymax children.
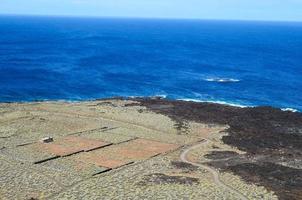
<box><xmin>0</xmin><ymin>16</ymin><xmax>302</xmax><ymax>111</ymax></box>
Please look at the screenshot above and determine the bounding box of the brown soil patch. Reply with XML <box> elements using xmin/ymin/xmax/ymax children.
<box><xmin>38</xmin><ymin>136</ymin><xmax>110</xmax><ymax>157</ymax></box>
<box><xmin>38</xmin><ymin>143</ymin><xmax>82</xmax><ymax>157</ymax></box>
<box><xmin>76</xmin><ymin>154</ymin><xmax>132</xmax><ymax>169</ymax></box>
<box><xmin>76</xmin><ymin>138</ymin><xmax>179</xmax><ymax>169</ymax></box>
<box><xmin>130</xmin><ymin>139</ymin><xmax>179</xmax><ymax>156</ymax></box>
<box><xmin>59</xmin><ymin>136</ymin><xmax>111</xmax><ymax>152</ymax></box>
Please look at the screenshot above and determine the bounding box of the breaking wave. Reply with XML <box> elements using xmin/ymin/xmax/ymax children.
<box><xmin>178</xmin><ymin>98</ymin><xmax>249</xmax><ymax>108</ymax></box>
<box><xmin>281</xmin><ymin>108</ymin><xmax>299</xmax><ymax>112</ymax></box>
<box><xmin>204</xmin><ymin>78</ymin><xmax>240</xmax><ymax>83</ymax></box>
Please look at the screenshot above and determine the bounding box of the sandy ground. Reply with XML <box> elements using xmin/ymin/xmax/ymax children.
<box><xmin>0</xmin><ymin>99</ymin><xmax>278</xmax><ymax>199</ymax></box>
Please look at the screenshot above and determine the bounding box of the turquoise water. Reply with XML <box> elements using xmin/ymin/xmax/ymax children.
<box><xmin>0</xmin><ymin>16</ymin><xmax>302</xmax><ymax>111</ymax></box>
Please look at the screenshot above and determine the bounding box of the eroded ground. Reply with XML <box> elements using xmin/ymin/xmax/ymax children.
<box><xmin>0</xmin><ymin>98</ymin><xmax>297</xmax><ymax>199</ymax></box>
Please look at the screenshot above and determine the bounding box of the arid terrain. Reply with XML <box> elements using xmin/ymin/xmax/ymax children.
<box><xmin>0</xmin><ymin>98</ymin><xmax>301</xmax><ymax>200</ymax></box>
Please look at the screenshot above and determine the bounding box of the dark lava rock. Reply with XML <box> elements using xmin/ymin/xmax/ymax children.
<box><xmin>131</xmin><ymin>98</ymin><xmax>302</xmax><ymax>200</ymax></box>
<box><xmin>138</xmin><ymin>173</ymin><xmax>199</xmax><ymax>185</ymax></box>
<box><xmin>204</xmin><ymin>151</ymin><xmax>239</xmax><ymax>160</ymax></box>
<box><xmin>171</xmin><ymin>161</ymin><xmax>198</xmax><ymax>171</ymax></box>
<box><xmin>226</xmin><ymin>162</ymin><xmax>302</xmax><ymax>200</ymax></box>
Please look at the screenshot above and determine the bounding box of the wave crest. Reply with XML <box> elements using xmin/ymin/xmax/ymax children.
<box><xmin>204</xmin><ymin>78</ymin><xmax>240</xmax><ymax>83</ymax></box>
<box><xmin>281</xmin><ymin>108</ymin><xmax>298</xmax><ymax>112</ymax></box>
<box><xmin>178</xmin><ymin>98</ymin><xmax>249</xmax><ymax>108</ymax></box>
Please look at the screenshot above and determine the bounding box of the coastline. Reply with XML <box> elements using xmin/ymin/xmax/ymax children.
<box><xmin>0</xmin><ymin>96</ymin><xmax>300</xmax><ymax>113</ymax></box>
<box><xmin>0</xmin><ymin>97</ymin><xmax>301</xmax><ymax>199</ymax></box>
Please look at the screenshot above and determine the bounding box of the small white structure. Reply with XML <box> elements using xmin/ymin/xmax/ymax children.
<box><xmin>40</xmin><ymin>137</ymin><xmax>54</xmax><ymax>143</ymax></box>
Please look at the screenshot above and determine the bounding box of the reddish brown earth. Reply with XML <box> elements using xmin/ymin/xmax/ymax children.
<box><xmin>38</xmin><ymin>136</ymin><xmax>111</xmax><ymax>156</ymax></box>
<box><xmin>76</xmin><ymin>138</ymin><xmax>180</xmax><ymax>169</ymax></box>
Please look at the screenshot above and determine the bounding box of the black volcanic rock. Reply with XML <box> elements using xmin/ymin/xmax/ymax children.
<box><xmin>131</xmin><ymin>98</ymin><xmax>302</xmax><ymax>200</ymax></box>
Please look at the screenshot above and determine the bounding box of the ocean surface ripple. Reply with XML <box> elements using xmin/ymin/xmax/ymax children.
<box><xmin>0</xmin><ymin>16</ymin><xmax>301</xmax><ymax>111</ymax></box>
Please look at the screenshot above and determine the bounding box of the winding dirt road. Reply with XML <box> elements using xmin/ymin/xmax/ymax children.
<box><xmin>180</xmin><ymin>141</ymin><xmax>249</xmax><ymax>200</ymax></box>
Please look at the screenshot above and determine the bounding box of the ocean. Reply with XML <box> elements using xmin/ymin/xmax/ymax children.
<box><xmin>0</xmin><ymin>15</ymin><xmax>301</xmax><ymax>111</ymax></box>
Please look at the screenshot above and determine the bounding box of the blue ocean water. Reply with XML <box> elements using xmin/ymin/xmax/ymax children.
<box><xmin>0</xmin><ymin>15</ymin><xmax>302</xmax><ymax>111</ymax></box>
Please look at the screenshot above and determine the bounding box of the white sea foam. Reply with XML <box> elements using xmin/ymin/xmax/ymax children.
<box><xmin>128</xmin><ymin>94</ymin><xmax>167</xmax><ymax>99</ymax></box>
<box><xmin>179</xmin><ymin>99</ymin><xmax>300</xmax><ymax>112</ymax></box>
<box><xmin>178</xmin><ymin>98</ymin><xmax>249</xmax><ymax>108</ymax></box>
<box><xmin>153</xmin><ymin>94</ymin><xmax>167</xmax><ymax>99</ymax></box>
<box><xmin>129</xmin><ymin>95</ymin><xmax>144</xmax><ymax>98</ymax></box>
<box><xmin>204</xmin><ymin>77</ymin><xmax>240</xmax><ymax>83</ymax></box>
<box><xmin>281</xmin><ymin>108</ymin><xmax>299</xmax><ymax>112</ymax></box>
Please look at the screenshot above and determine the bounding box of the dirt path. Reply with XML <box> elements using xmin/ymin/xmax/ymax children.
<box><xmin>180</xmin><ymin>141</ymin><xmax>249</xmax><ymax>200</ymax></box>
